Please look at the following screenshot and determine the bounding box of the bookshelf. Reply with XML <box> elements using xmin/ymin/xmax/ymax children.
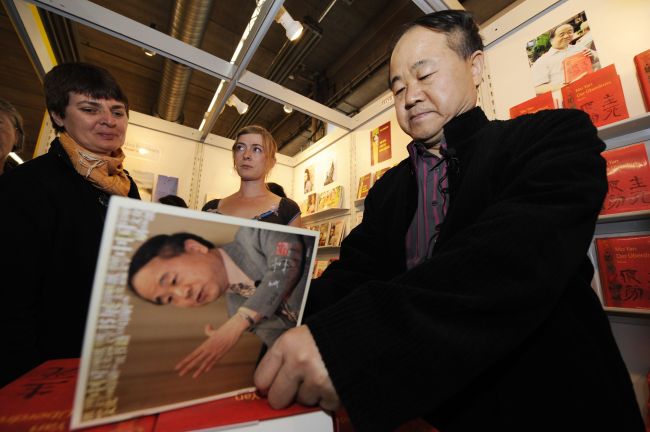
<box><xmin>302</xmin><ymin>207</ymin><xmax>349</xmax><ymax>224</ymax></box>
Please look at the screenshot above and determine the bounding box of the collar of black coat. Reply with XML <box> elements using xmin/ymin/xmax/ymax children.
<box><xmin>443</xmin><ymin>106</ymin><xmax>489</xmax><ymax>150</ymax></box>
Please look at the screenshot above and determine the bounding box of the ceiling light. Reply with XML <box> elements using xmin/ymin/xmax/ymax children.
<box><xmin>275</xmin><ymin>6</ymin><xmax>303</xmax><ymax>41</ymax></box>
<box><xmin>142</xmin><ymin>47</ymin><xmax>156</xmax><ymax>57</ymax></box>
<box><xmin>227</xmin><ymin>94</ymin><xmax>249</xmax><ymax>115</ymax></box>
<box><xmin>283</xmin><ymin>104</ymin><xmax>293</xmax><ymax>114</ymax></box>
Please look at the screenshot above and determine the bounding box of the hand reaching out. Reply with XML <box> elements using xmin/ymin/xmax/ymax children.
<box><xmin>254</xmin><ymin>325</ymin><xmax>340</xmax><ymax>411</ymax></box>
<box><xmin>175</xmin><ymin>314</ymin><xmax>249</xmax><ymax>378</ymax></box>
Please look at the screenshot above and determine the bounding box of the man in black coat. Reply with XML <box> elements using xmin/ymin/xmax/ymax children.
<box><xmin>254</xmin><ymin>10</ymin><xmax>644</xmax><ymax>432</ymax></box>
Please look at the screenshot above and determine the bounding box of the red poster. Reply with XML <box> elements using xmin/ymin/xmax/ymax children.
<box><xmin>371</xmin><ymin>121</ymin><xmax>391</xmax><ymax>165</ymax></box>
<box><xmin>600</xmin><ymin>142</ymin><xmax>650</xmax><ymax>216</ymax></box>
<box><xmin>596</xmin><ymin>235</ymin><xmax>650</xmax><ymax>310</ymax></box>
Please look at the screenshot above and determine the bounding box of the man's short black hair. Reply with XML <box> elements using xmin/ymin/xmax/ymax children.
<box><xmin>44</xmin><ymin>62</ymin><xmax>129</xmax><ymax>133</ymax></box>
<box><xmin>127</xmin><ymin>233</ymin><xmax>214</xmax><ymax>294</ymax></box>
<box><xmin>389</xmin><ymin>10</ymin><xmax>484</xmax><ymax>87</ymax></box>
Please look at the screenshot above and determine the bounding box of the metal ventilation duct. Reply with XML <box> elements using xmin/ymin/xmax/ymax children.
<box><xmin>155</xmin><ymin>0</ymin><xmax>214</xmax><ymax>123</ymax></box>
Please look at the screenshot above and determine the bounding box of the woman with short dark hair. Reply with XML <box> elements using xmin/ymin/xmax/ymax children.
<box><xmin>0</xmin><ymin>62</ymin><xmax>140</xmax><ymax>386</ymax></box>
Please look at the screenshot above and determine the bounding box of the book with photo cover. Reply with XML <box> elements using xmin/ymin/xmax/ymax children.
<box><xmin>70</xmin><ymin>197</ymin><xmax>318</xmax><ymax>429</ymax></box>
<box><xmin>317</xmin><ymin>185</ymin><xmax>343</xmax><ymax>211</ymax></box>
<box><xmin>327</xmin><ymin>220</ymin><xmax>346</xmax><ymax>247</ymax></box>
<box><xmin>595</xmin><ymin>235</ymin><xmax>650</xmax><ymax>310</ymax></box>
<box><xmin>600</xmin><ymin>142</ymin><xmax>650</xmax><ymax>216</ymax></box>
<box><xmin>356</xmin><ymin>173</ymin><xmax>371</xmax><ymax>200</ymax></box>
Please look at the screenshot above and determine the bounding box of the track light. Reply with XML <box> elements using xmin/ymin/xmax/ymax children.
<box><xmin>275</xmin><ymin>6</ymin><xmax>303</xmax><ymax>41</ymax></box>
<box><xmin>227</xmin><ymin>94</ymin><xmax>249</xmax><ymax>115</ymax></box>
<box><xmin>283</xmin><ymin>104</ymin><xmax>293</xmax><ymax>114</ymax></box>
<box><xmin>8</xmin><ymin>152</ymin><xmax>23</xmax><ymax>164</ymax></box>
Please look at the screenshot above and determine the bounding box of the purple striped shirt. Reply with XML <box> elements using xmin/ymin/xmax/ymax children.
<box><xmin>405</xmin><ymin>138</ymin><xmax>449</xmax><ymax>269</ymax></box>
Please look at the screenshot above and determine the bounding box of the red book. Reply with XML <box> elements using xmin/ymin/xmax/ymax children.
<box><xmin>0</xmin><ymin>359</ymin><xmax>156</xmax><ymax>432</ymax></box>
<box><xmin>633</xmin><ymin>48</ymin><xmax>650</xmax><ymax>112</ymax></box>
<box><xmin>563</xmin><ymin>52</ymin><xmax>593</xmax><ymax>83</ymax></box>
<box><xmin>600</xmin><ymin>142</ymin><xmax>650</xmax><ymax>216</ymax></box>
<box><xmin>561</xmin><ymin>64</ymin><xmax>629</xmax><ymax>127</ymax></box>
<box><xmin>509</xmin><ymin>92</ymin><xmax>555</xmax><ymax>119</ymax></box>
<box><xmin>596</xmin><ymin>235</ymin><xmax>650</xmax><ymax>310</ymax></box>
<box><xmin>155</xmin><ymin>391</ymin><xmax>333</xmax><ymax>431</ymax></box>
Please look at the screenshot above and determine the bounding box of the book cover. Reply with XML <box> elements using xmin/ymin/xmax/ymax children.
<box><xmin>633</xmin><ymin>48</ymin><xmax>650</xmax><ymax>112</ymax></box>
<box><xmin>561</xmin><ymin>64</ymin><xmax>629</xmax><ymax>127</ymax></box>
<box><xmin>0</xmin><ymin>359</ymin><xmax>155</xmax><ymax>432</ymax></box>
<box><xmin>312</xmin><ymin>260</ymin><xmax>330</xmax><ymax>279</ymax></box>
<box><xmin>152</xmin><ymin>174</ymin><xmax>179</xmax><ymax>203</ymax></box>
<box><xmin>372</xmin><ymin>166</ymin><xmax>391</xmax><ymax>184</ymax></box>
<box><xmin>509</xmin><ymin>92</ymin><xmax>555</xmax><ymax>119</ymax></box>
<box><xmin>356</xmin><ymin>173</ymin><xmax>371</xmax><ymax>200</ymax></box>
<box><xmin>562</xmin><ymin>52</ymin><xmax>593</xmax><ymax>84</ymax></box>
<box><xmin>317</xmin><ymin>186</ymin><xmax>343</xmax><ymax>211</ymax></box>
<box><xmin>600</xmin><ymin>142</ymin><xmax>650</xmax><ymax>216</ymax></box>
<box><xmin>327</xmin><ymin>220</ymin><xmax>346</xmax><ymax>247</ymax></box>
<box><xmin>70</xmin><ymin>197</ymin><xmax>318</xmax><ymax>429</ymax></box>
<box><xmin>318</xmin><ymin>222</ymin><xmax>331</xmax><ymax>247</ymax></box>
<box><xmin>155</xmin><ymin>391</ymin><xmax>333</xmax><ymax>431</ymax></box>
<box><xmin>370</xmin><ymin>121</ymin><xmax>392</xmax><ymax>166</ymax></box>
<box><xmin>595</xmin><ymin>235</ymin><xmax>650</xmax><ymax>310</ymax></box>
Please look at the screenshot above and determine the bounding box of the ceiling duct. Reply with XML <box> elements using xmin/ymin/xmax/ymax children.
<box><xmin>154</xmin><ymin>0</ymin><xmax>214</xmax><ymax>123</ymax></box>
<box><xmin>224</xmin><ymin>16</ymin><xmax>323</xmax><ymax>138</ymax></box>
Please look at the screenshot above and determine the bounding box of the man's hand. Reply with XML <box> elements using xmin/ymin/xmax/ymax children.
<box><xmin>175</xmin><ymin>314</ymin><xmax>247</xmax><ymax>378</ymax></box>
<box><xmin>254</xmin><ymin>325</ymin><xmax>340</xmax><ymax>411</ymax></box>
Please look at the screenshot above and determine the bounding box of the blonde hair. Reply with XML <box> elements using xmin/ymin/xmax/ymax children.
<box><xmin>233</xmin><ymin>125</ymin><xmax>277</xmax><ymax>175</ymax></box>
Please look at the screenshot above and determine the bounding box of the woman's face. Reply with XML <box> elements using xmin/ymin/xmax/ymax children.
<box><xmin>0</xmin><ymin>111</ymin><xmax>17</xmax><ymax>160</ymax></box>
<box><xmin>52</xmin><ymin>92</ymin><xmax>128</xmax><ymax>155</ymax></box>
<box><xmin>233</xmin><ymin>133</ymin><xmax>272</xmax><ymax>181</ymax></box>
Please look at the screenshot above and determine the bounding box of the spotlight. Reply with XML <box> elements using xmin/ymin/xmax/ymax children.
<box><xmin>283</xmin><ymin>105</ymin><xmax>293</xmax><ymax>114</ymax></box>
<box><xmin>227</xmin><ymin>94</ymin><xmax>249</xmax><ymax>115</ymax></box>
<box><xmin>275</xmin><ymin>6</ymin><xmax>303</xmax><ymax>41</ymax></box>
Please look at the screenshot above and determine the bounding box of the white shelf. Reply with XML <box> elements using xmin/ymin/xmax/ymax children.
<box><xmin>302</xmin><ymin>207</ymin><xmax>349</xmax><ymax>223</ymax></box>
<box><xmin>597</xmin><ymin>209</ymin><xmax>650</xmax><ymax>224</ymax></box>
<box><xmin>599</xmin><ymin>112</ymin><xmax>650</xmax><ymax>149</ymax></box>
<box><xmin>354</xmin><ymin>198</ymin><xmax>365</xmax><ymax>206</ymax></box>
<box><xmin>604</xmin><ymin>306</ymin><xmax>650</xmax><ymax>318</ymax></box>
<box><xmin>317</xmin><ymin>245</ymin><xmax>341</xmax><ymax>253</ymax></box>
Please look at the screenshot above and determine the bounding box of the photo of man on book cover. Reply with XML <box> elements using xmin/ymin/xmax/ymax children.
<box><xmin>71</xmin><ymin>198</ymin><xmax>317</xmax><ymax>429</ymax></box>
<box><xmin>526</xmin><ymin>11</ymin><xmax>600</xmax><ymax>95</ymax></box>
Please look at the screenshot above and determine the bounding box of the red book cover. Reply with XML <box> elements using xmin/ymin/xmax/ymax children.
<box><xmin>155</xmin><ymin>391</ymin><xmax>332</xmax><ymax>431</ymax></box>
<box><xmin>633</xmin><ymin>48</ymin><xmax>650</xmax><ymax>112</ymax></box>
<box><xmin>596</xmin><ymin>235</ymin><xmax>650</xmax><ymax>310</ymax></box>
<box><xmin>0</xmin><ymin>359</ymin><xmax>155</xmax><ymax>432</ymax></box>
<box><xmin>561</xmin><ymin>64</ymin><xmax>629</xmax><ymax>127</ymax></box>
<box><xmin>600</xmin><ymin>142</ymin><xmax>650</xmax><ymax>216</ymax></box>
<box><xmin>509</xmin><ymin>92</ymin><xmax>555</xmax><ymax>119</ymax></box>
<box><xmin>563</xmin><ymin>52</ymin><xmax>593</xmax><ymax>83</ymax></box>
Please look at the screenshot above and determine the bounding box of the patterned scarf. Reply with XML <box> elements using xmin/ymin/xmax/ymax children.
<box><xmin>59</xmin><ymin>132</ymin><xmax>131</xmax><ymax>197</ymax></box>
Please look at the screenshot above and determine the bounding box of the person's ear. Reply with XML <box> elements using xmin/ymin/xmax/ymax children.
<box><xmin>469</xmin><ymin>50</ymin><xmax>485</xmax><ymax>87</ymax></box>
<box><xmin>184</xmin><ymin>238</ymin><xmax>209</xmax><ymax>254</ymax></box>
<box><xmin>50</xmin><ymin>112</ymin><xmax>65</xmax><ymax>128</ymax></box>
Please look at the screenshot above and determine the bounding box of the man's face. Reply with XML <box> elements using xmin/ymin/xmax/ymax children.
<box><xmin>389</xmin><ymin>26</ymin><xmax>483</xmax><ymax>146</ymax></box>
<box><xmin>551</xmin><ymin>24</ymin><xmax>574</xmax><ymax>50</ymax></box>
<box><xmin>51</xmin><ymin>92</ymin><xmax>128</xmax><ymax>156</ymax></box>
<box><xmin>131</xmin><ymin>239</ymin><xmax>224</xmax><ymax>307</ymax></box>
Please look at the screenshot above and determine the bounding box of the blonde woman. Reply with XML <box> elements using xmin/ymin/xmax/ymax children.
<box><xmin>202</xmin><ymin>125</ymin><xmax>301</xmax><ymax>227</ymax></box>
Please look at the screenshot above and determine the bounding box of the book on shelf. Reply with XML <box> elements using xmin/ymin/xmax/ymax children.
<box><xmin>69</xmin><ymin>197</ymin><xmax>318</xmax><ymax>429</ymax></box>
<box><xmin>508</xmin><ymin>91</ymin><xmax>555</xmax><ymax>119</ymax></box>
<box><xmin>0</xmin><ymin>359</ymin><xmax>333</xmax><ymax>432</ymax></box>
<box><xmin>595</xmin><ymin>235</ymin><xmax>650</xmax><ymax>310</ymax></box>
<box><xmin>327</xmin><ymin>219</ymin><xmax>346</xmax><ymax>247</ymax></box>
<box><xmin>562</xmin><ymin>52</ymin><xmax>593</xmax><ymax>84</ymax></box>
<box><xmin>357</xmin><ymin>173</ymin><xmax>372</xmax><ymax>200</ymax></box>
<box><xmin>318</xmin><ymin>222</ymin><xmax>331</xmax><ymax>247</ymax></box>
<box><xmin>372</xmin><ymin>166</ymin><xmax>391</xmax><ymax>184</ymax></box>
<box><xmin>312</xmin><ymin>260</ymin><xmax>330</xmax><ymax>279</ymax></box>
<box><xmin>633</xmin><ymin>48</ymin><xmax>650</xmax><ymax>112</ymax></box>
<box><xmin>317</xmin><ymin>185</ymin><xmax>343</xmax><ymax>211</ymax></box>
<box><xmin>600</xmin><ymin>142</ymin><xmax>650</xmax><ymax>216</ymax></box>
<box><xmin>561</xmin><ymin>64</ymin><xmax>629</xmax><ymax>127</ymax></box>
